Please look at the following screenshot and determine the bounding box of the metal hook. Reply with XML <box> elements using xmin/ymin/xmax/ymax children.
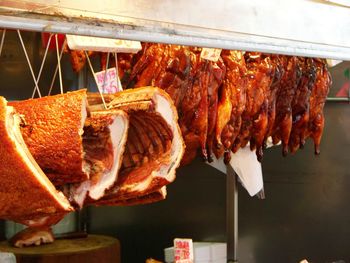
<box><xmin>17</xmin><ymin>30</ymin><xmax>41</xmax><ymax>98</ymax></box>
<box><xmin>85</xmin><ymin>51</ymin><xmax>107</xmax><ymax>109</ymax></box>
<box><xmin>31</xmin><ymin>33</ymin><xmax>53</xmax><ymax>98</ymax></box>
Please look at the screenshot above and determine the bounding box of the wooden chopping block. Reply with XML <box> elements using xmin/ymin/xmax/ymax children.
<box><xmin>0</xmin><ymin>234</ymin><xmax>120</xmax><ymax>263</ymax></box>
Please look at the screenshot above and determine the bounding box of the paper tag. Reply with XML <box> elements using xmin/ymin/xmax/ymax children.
<box><xmin>229</xmin><ymin>147</ymin><xmax>263</xmax><ymax>196</ymax></box>
<box><xmin>94</xmin><ymin>67</ymin><xmax>122</xmax><ymax>94</ymax></box>
<box><xmin>207</xmin><ymin>146</ymin><xmax>264</xmax><ymax>197</ymax></box>
<box><xmin>174</xmin><ymin>238</ymin><xmax>193</xmax><ymax>263</ymax></box>
<box><xmin>0</xmin><ymin>252</ymin><xmax>16</xmax><ymax>262</ymax></box>
<box><xmin>326</xmin><ymin>59</ymin><xmax>343</xmax><ymax>67</ymax></box>
<box><xmin>67</xmin><ymin>35</ymin><xmax>142</xmax><ymax>53</ymax></box>
<box><xmin>324</xmin><ymin>0</ymin><xmax>350</xmax><ymax>7</ymax></box>
<box><xmin>200</xmin><ymin>48</ymin><xmax>222</xmax><ymax>62</ymax></box>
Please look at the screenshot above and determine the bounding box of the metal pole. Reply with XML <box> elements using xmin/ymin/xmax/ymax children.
<box><xmin>326</xmin><ymin>97</ymin><xmax>350</xmax><ymax>102</ymax></box>
<box><xmin>76</xmin><ymin>67</ymin><xmax>89</xmax><ymax>235</ymax></box>
<box><xmin>226</xmin><ymin>164</ymin><xmax>238</xmax><ymax>263</ymax></box>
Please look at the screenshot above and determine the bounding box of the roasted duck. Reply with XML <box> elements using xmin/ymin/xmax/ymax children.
<box><xmin>125</xmin><ymin>44</ymin><xmax>331</xmax><ymax>163</ymax></box>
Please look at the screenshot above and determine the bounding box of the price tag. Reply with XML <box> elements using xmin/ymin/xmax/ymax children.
<box><xmin>174</xmin><ymin>238</ymin><xmax>193</xmax><ymax>263</ymax></box>
<box><xmin>0</xmin><ymin>252</ymin><xmax>16</xmax><ymax>262</ymax></box>
<box><xmin>94</xmin><ymin>67</ymin><xmax>122</xmax><ymax>94</ymax></box>
<box><xmin>200</xmin><ymin>48</ymin><xmax>222</xmax><ymax>62</ymax></box>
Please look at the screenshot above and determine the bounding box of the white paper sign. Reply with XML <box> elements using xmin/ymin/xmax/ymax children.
<box><xmin>207</xmin><ymin>147</ymin><xmax>264</xmax><ymax>197</ymax></box>
<box><xmin>174</xmin><ymin>238</ymin><xmax>194</xmax><ymax>263</ymax></box>
<box><xmin>0</xmin><ymin>252</ymin><xmax>16</xmax><ymax>263</ymax></box>
<box><xmin>67</xmin><ymin>35</ymin><xmax>142</xmax><ymax>53</ymax></box>
<box><xmin>200</xmin><ymin>48</ymin><xmax>222</xmax><ymax>62</ymax></box>
<box><xmin>94</xmin><ymin>67</ymin><xmax>122</xmax><ymax>94</ymax></box>
<box><xmin>229</xmin><ymin>147</ymin><xmax>264</xmax><ymax>197</ymax></box>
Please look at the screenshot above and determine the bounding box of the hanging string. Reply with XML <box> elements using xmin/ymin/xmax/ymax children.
<box><xmin>48</xmin><ymin>38</ymin><xmax>66</xmax><ymax>95</ymax></box>
<box><xmin>102</xmin><ymin>52</ymin><xmax>110</xmax><ymax>92</ymax></box>
<box><xmin>17</xmin><ymin>30</ymin><xmax>42</xmax><ymax>98</ymax></box>
<box><xmin>0</xmin><ymin>29</ymin><xmax>6</xmax><ymax>57</ymax></box>
<box><xmin>31</xmin><ymin>33</ymin><xmax>53</xmax><ymax>98</ymax></box>
<box><xmin>114</xmin><ymin>52</ymin><xmax>123</xmax><ymax>91</ymax></box>
<box><xmin>55</xmin><ymin>34</ymin><xmax>63</xmax><ymax>94</ymax></box>
<box><xmin>85</xmin><ymin>50</ymin><xmax>107</xmax><ymax>109</ymax></box>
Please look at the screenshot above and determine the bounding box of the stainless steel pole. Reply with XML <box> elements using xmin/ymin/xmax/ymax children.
<box><xmin>226</xmin><ymin>164</ymin><xmax>238</xmax><ymax>263</ymax></box>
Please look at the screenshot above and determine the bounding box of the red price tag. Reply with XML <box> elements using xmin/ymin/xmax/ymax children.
<box><xmin>94</xmin><ymin>67</ymin><xmax>122</xmax><ymax>94</ymax></box>
<box><xmin>174</xmin><ymin>238</ymin><xmax>193</xmax><ymax>263</ymax></box>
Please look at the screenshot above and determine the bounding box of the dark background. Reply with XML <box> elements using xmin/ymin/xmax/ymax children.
<box><xmin>0</xmin><ymin>31</ymin><xmax>349</xmax><ymax>263</ymax></box>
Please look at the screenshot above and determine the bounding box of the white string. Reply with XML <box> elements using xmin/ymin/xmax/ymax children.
<box><xmin>48</xmin><ymin>38</ymin><xmax>66</xmax><ymax>95</ymax></box>
<box><xmin>0</xmin><ymin>29</ymin><xmax>6</xmax><ymax>57</ymax></box>
<box><xmin>31</xmin><ymin>33</ymin><xmax>53</xmax><ymax>98</ymax></box>
<box><xmin>102</xmin><ymin>52</ymin><xmax>110</xmax><ymax>91</ymax></box>
<box><xmin>85</xmin><ymin>51</ymin><xmax>107</xmax><ymax>109</ymax></box>
<box><xmin>55</xmin><ymin>34</ymin><xmax>63</xmax><ymax>94</ymax></box>
<box><xmin>17</xmin><ymin>30</ymin><xmax>41</xmax><ymax>98</ymax></box>
<box><xmin>114</xmin><ymin>52</ymin><xmax>123</xmax><ymax>91</ymax></box>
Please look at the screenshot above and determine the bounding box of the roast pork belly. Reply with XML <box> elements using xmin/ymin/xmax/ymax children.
<box><xmin>0</xmin><ymin>97</ymin><xmax>72</xmax><ymax>226</ymax></box>
<box><xmin>9</xmin><ymin>90</ymin><xmax>89</xmax><ymax>185</ymax></box>
<box><xmin>88</xmin><ymin>87</ymin><xmax>185</xmax><ymax>204</ymax></box>
<box><xmin>66</xmin><ymin>110</ymin><xmax>129</xmax><ymax>207</ymax></box>
<box><xmin>10</xmin><ymin>227</ymin><xmax>54</xmax><ymax>248</ymax></box>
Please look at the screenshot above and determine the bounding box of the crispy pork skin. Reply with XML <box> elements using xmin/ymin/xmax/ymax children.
<box><xmin>9</xmin><ymin>90</ymin><xmax>89</xmax><ymax>184</ymax></box>
<box><xmin>0</xmin><ymin>97</ymin><xmax>72</xmax><ymax>225</ymax></box>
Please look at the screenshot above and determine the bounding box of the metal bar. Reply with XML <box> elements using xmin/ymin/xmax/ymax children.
<box><xmin>85</xmin><ymin>51</ymin><xmax>107</xmax><ymax>109</ymax></box>
<box><xmin>55</xmin><ymin>34</ymin><xmax>63</xmax><ymax>94</ymax></box>
<box><xmin>17</xmin><ymin>29</ymin><xmax>42</xmax><ymax>98</ymax></box>
<box><xmin>31</xmin><ymin>33</ymin><xmax>52</xmax><ymax>98</ymax></box>
<box><xmin>326</xmin><ymin>97</ymin><xmax>350</xmax><ymax>102</ymax></box>
<box><xmin>48</xmin><ymin>38</ymin><xmax>66</xmax><ymax>95</ymax></box>
<box><xmin>0</xmin><ymin>29</ymin><xmax>5</xmax><ymax>56</ymax></box>
<box><xmin>76</xmin><ymin>66</ymin><xmax>89</xmax><ymax>234</ymax></box>
<box><xmin>1</xmin><ymin>14</ymin><xmax>350</xmax><ymax>60</ymax></box>
<box><xmin>226</xmin><ymin>164</ymin><xmax>238</xmax><ymax>263</ymax></box>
